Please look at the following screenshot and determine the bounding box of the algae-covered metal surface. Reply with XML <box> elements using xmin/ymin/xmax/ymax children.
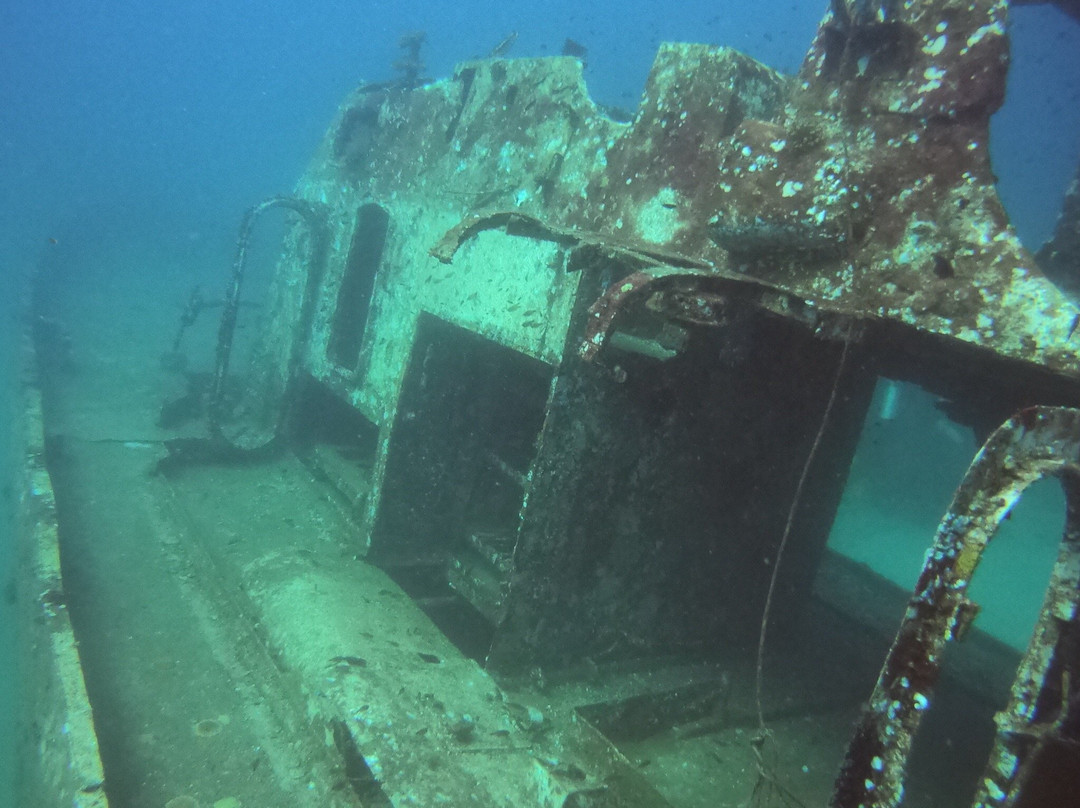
<box><xmin>713</xmin><ymin>0</ymin><xmax>1079</xmax><ymax>372</ymax></box>
<box><xmin>252</xmin><ymin>0</ymin><xmax>1079</xmax><ymax>425</ymax></box>
<box><xmin>17</xmin><ymin>381</ymin><xmax>108</xmax><ymax>808</ymax></box>
<box><xmin>228</xmin><ymin>0</ymin><xmax>1080</xmax><ymax>676</ymax></box>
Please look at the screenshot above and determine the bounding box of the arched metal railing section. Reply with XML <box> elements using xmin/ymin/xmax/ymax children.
<box><xmin>832</xmin><ymin>405</ymin><xmax>1080</xmax><ymax>808</ymax></box>
<box><xmin>208</xmin><ymin>195</ymin><xmax>328</xmax><ymax>449</ymax></box>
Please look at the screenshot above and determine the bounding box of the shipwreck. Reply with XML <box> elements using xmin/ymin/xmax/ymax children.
<box><xmin>15</xmin><ymin>0</ymin><xmax>1080</xmax><ymax>806</ymax></box>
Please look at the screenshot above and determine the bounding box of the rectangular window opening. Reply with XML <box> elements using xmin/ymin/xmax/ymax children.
<box><xmin>327</xmin><ymin>203</ymin><xmax>389</xmax><ymax>371</ymax></box>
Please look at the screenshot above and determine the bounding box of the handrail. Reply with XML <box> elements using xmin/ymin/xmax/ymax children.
<box><xmin>208</xmin><ymin>195</ymin><xmax>327</xmax><ymax>438</ymax></box>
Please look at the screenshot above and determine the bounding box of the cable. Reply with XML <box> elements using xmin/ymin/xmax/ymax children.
<box><xmin>754</xmin><ymin>326</ymin><xmax>853</xmax><ymax>732</ymax></box>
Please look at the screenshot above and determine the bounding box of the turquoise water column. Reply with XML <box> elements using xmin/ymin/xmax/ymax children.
<box><xmin>0</xmin><ymin>280</ymin><xmax>19</xmax><ymax>801</ymax></box>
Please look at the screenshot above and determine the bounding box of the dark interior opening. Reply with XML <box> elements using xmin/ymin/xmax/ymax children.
<box><xmin>327</xmin><ymin>203</ymin><xmax>389</xmax><ymax>371</ymax></box>
<box><xmin>371</xmin><ymin>314</ymin><xmax>552</xmax><ymax>561</ymax></box>
<box><xmin>370</xmin><ymin>314</ymin><xmax>553</xmax><ymax>636</ymax></box>
<box><xmin>381</xmin><ymin>562</ymin><xmax>497</xmax><ymax>663</ymax></box>
<box><xmin>485</xmin><ymin>307</ymin><xmax>878</xmax><ymax>675</ymax></box>
<box><xmin>289</xmin><ymin>375</ymin><xmax>379</xmax><ymax>510</ymax></box>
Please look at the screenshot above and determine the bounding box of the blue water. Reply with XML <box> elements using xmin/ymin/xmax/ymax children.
<box><xmin>1</xmin><ymin>1</ymin><xmax>1079</xmax><ymax>803</ymax></box>
<box><xmin>1</xmin><ymin>1</ymin><xmax>1076</xmax><ymax>264</ymax></box>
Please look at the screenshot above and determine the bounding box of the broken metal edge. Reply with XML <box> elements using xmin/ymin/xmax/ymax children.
<box><xmin>577</xmin><ymin>262</ymin><xmax>855</xmax><ymax>363</ymax></box>
<box><xmin>16</xmin><ymin>333</ymin><xmax>109</xmax><ymax>807</ymax></box>
<box><xmin>429</xmin><ymin>208</ymin><xmax>715</xmax><ymax>270</ymax></box>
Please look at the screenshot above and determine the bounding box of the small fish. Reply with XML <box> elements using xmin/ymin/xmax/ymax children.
<box><xmin>561</xmin><ymin>38</ymin><xmax>588</xmax><ymax>64</ymax></box>
<box><xmin>489</xmin><ymin>32</ymin><xmax>518</xmax><ymax>59</ymax></box>
<box><xmin>329</xmin><ymin>655</ymin><xmax>367</xmax><ymax>668</ymax></box>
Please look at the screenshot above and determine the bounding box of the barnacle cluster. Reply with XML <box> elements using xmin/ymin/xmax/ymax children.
<box><xmin>784</xmin><ymin>115</ymin><xmax>829</xmax><ymax>160</ymax></box>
